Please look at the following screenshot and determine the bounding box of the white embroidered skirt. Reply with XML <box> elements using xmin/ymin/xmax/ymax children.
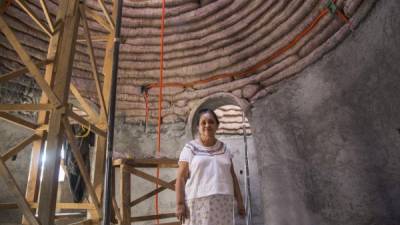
<box><xmin>185</xmin><ymin>194</ymin><xmax>234</xmax><ymax>225</ymax></box>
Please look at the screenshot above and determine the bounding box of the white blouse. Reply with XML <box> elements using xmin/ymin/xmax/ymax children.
<box><xmin>179</xmin><ymin>139</ymin><xmax>234</xmax><ymax>200</ymax></box>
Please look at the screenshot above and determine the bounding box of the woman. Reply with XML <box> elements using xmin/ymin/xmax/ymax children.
<box><xmin>176</xmin><ymin>108</ymin><xmax>245</xmax><ymax>225</ymax></box>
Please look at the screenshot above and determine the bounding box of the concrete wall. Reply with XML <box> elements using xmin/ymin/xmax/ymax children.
<box><xmin>250</xmin><ymin>1</ymin><xmax>400</xmax><ymax>225</ymax></box>
<box><xmin>0</xmin><ymin>120</ymin><xmax>32</xmax><ymax>224</ymax></box>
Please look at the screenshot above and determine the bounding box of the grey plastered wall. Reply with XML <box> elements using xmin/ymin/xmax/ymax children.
<box><xmin>0</xmin><ymin>120</ymin><xmax>32</xmax><ymax>224</ymax></box>
<box><xmin>250</xmin><ymin>1</ymin><xmax>400</xmax><ymax>225</ymax></box>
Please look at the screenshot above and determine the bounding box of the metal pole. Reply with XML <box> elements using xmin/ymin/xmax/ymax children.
<box><xmin>102</xmin><ymin>0</ymin><xmax>123</xmax><ymax>224</ymax></box>
<box><xmin>242</xmin><ymin>112</ymin><xmax>252</xmax><ymax>225</ymax></box>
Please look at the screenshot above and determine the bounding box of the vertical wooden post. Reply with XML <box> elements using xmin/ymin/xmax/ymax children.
<box><xmin>36</xmin><ymin>0</ymin><xmax>80</xmax><ymax>224</ymax></box>
<box><xmin>89</xmin><ymin>0</ymin><xmax>119</xmax><ymax>220</ymax></box>
<box><xmin>23</xmin><ymin>0</ymin><xmax>79</xmax><ymax>224</ymax></box>
<box><xmin>120</xmin><ymin>165</ymin><xmax>131</xmax><ymax>225</ymax></box>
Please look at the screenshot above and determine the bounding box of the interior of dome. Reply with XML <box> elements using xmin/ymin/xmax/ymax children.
<box><xmin>0</xmin><ymin>0</ymin><xmax>400</xmax><ymax>224</ymax></box>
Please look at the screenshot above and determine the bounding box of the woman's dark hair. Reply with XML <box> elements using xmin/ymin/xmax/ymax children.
<box><xmin>196</xmin><ymin>108</ymin><xmax>220</xmax><ymax>126</ymax></box>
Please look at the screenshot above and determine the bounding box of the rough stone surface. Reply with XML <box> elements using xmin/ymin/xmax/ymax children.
<box><xmin>242</xmin><ymin>84</ymin><xmax>260</xmax><ymax>99</ymax></box>
<box><xmin>232</xmin><ymin>89</ymin><xmax>242</xmax><ymax>98</ymax></box>
<box><xmin>250</xmin><ymin>1</ymin><xmax>400</xmax><ymax>224</ymax></box>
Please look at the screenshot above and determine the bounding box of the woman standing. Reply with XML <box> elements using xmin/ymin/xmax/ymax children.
<box><xmin>176</xmin><ymin>108</ymin><xmax>245</xmax><ymax>225</ymax></box>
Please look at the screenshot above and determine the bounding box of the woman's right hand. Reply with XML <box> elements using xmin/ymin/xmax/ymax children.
<box><xmin>176</xmin><ymin>203</ymin><xmax>186</xmax><ymax>224</ymax></box>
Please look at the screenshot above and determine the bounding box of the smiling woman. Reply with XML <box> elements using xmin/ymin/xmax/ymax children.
<box><xmin>175</xmin><ymin>108</ymin><xmax>245</xmax><ymax>225</ymax></box>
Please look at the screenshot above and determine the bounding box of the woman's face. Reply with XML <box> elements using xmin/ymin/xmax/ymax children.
<box><xmin>198</xmin><ymin>112</ymin><xmax>218</xmax><ymax>138</ymax></box>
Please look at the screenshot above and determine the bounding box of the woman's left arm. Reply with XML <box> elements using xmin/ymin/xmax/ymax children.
<box><xmin>231</xmin><ymin>160</ymin><xmax>245</xmax><ymax>217</ymax></box>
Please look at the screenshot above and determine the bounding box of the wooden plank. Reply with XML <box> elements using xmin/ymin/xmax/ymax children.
<box><xmin>67</xmin><ymin>109</ymin><xmax>106</xmax><ymax>137</ymax></box>
<box><xmin>0</xmin><ymin>203</ymin><xmax>18</xmax><ymax>209</ymax></box>
<box><xmin>129</xmin><ymin>179</ymin><xmax>176</xmax><ymax>207</ymax></box>
<box><xmin>62</xmin><ymin>118</ymin><xmax>102</xmax><ymax>217</ymax></box>
<box><xmin>77</xmin><ymin>35</ymin><xmax>109</xmax><ymax>42</ymax></box>
<box><xmin>0</xmin><ymin>112</ymin><xmax>38</xmax><ymax>130</ymax></box>
<box><xmin>112</xmin><ymin>196</ymin><xmax>122</xmax><ymax>222</ymax></box>
<box><xmin>69</xmin><ymin>219</ymin><xmax>92</xmax><ymax>225</ymax></box>
<box><xmin>39</xmin><ymin>0</ymin><xmax>54</xmax><ymax>33</ymax></box>
<box><xmin>79</xmin><ymin>5</ymin><xmax>108</xmax><ymax>122</ymax></box>
<box><xmin>0</xmin><ymin>104</ymin><xmax>53</xmax><ymax>111</ymax></box>
<box><xmin>23</xmin><ymin>0</ymin><xmax>65</xmax><ymax>222</ymax></box>
<box><xmin>152</xmin><ymin>222</ymin><xmax>180</xmax><ymax>225</ymax></box>
<box><xmin>84</xmin><ymin>5</ymin><xmax>112</xmax><ymax>32</ymax></box>
<box><xmin>36</xmin><ymin>124</ymin><xmax>49</xmax><ymax>131</ymax></box>
<box><xmin>0</xmin><ymin>59</ymin><xmax>53</xmax><ymax>83</ymax></box>
<box><xmin>120</xmin><ymin>165</ymin><xmax>131</xmax><ymax>225</ymax></box>
<box><xmin>0</xmin><ymin>16</ymin><xmax>60</xmax><ymax>106</ymax></box>
<box><xmin>125</xmin><ymin>167</ymin><xmax>175</xmax><ymax>191</ymax></box>
<box><xmin>23</xmin><ymin>136</ymin><xmax>46</xmax><ymax>225</ymax></box>
<box><xmin>30</xmin><ymin>202</ymin><xmax>96</xmax><ymax>210</ymax></box>
<box><xmin>37</xmin><ymin>0</ymin><xmax>81</xmax><ymax>223</ymax></box>
<box><xmin>1</xmin><ymin>134</ymin><xmax>40</xmax><ymax>161</ymax></box>
<box><xmin>97</xmin><ymin>0</ymin><xmax>115</xmax><ymax>30</ymax></box>
<box><xmin>131</xmin><ymin>213</ymin><xmax>176</xmax><ymax>222</ymax></box>
<box><xmin>70</xmin><ymin>83</ymin><xmax>100</xmax><ymax>123</ymax></box>
<box><xmin>0</xmin><ymin>159</ymin><xmax>40</xmax><ymax>225</ymax></box>
<box><xmin>54</xmin><ymin>212</ymin><xmax>86</xmax><ymax>220</ymax></box>
<box><xmin>14</xmin><ymin>0</ymin><xmax>52</xmax><ymax>37</ymax></box>
<box><xmin>122</xmin><ymin>158</ymin><xmax>178</xmax><ymax>168</ymax></box>
<box><xmin>89</xmin><ymin>1</ymin><xmax>119</xmax><ymax>219</ymax></box>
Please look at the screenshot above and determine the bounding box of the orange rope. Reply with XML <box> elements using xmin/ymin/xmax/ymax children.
<box><xmin>145</xmin><ymin>3</ymin><xmax>351</xmax><ymax>91</ymax></box>
<box><xmin>144</xmin><ymin>91</ymin><xmax>149</xmax><ymax>128</ymax></box>
<box><xmin>155</xmin><ymin>0</ymin><xmax>166</xmax><ymax>224</ymax></box>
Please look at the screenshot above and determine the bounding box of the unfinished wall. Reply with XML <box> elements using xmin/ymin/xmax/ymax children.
<box><xmin>251</xmin><ymin>0</ymin><xmax>400</xmax><ymax>225</ymax></box>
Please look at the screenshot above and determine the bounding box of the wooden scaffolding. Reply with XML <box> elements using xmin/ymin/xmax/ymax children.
<box><xmin>113</xmin><ymin>158</ymin><xmax>179</xmax><ymax>225</ymax></box>
<box><xmin>0</xmin><ymin>0</ymin><xmax>120</xmax><ymax>224</ymax></box>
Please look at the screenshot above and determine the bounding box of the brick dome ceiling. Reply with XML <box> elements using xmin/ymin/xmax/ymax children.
<box><xmin>0</xmin><ymin>0</ymin><xmax>375</xmax><ymax>125</ymax></box>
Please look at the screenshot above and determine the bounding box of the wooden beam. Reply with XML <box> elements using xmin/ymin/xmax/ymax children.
<box><xmin>1</xmin><ymin>134</ymin><xmax>40</xmax><ymax>161</ymax></box>
<box><xmin>84</xmin><ymin>5</ymin><xmax>112</xmax><ymax>32</ymax></box>
<box><xmin>131</xmin><ymin>213</ymin><xmax>176</xmax><ymax>222</ymax></box>
<box><xmin>0</xmin><ymin>16</ymin><xmax>60</xmax><ymax>106</ymax></box>
<box><xmin>152</xmin><ymin>222</ymin><xmax>180</xmax><ymax>225</ymax></box>
<box><xmin>0</xmin><ymin>104</ymin><xmax>53</xmax><ymax>112</ymax></box>
<box><xmin>77</xmin><ymin>35</ymin><xmax>109</xmax><ymax>42</ymax></box>
<box><xmin>120</xmin><ymin>165</ymin><xmax>131</xmax><ymax>225</ymax></box>
<box><xmin>23</xmin><ymin>136</ymin><xmax>46</xmax><ymax>225</ymax></box>
<box><xmin>39</xmin><ymin>0</ymin><xmax>54</xmax><ymax>33</ymax></box>
<box><xmin>69</xmin><ymin>219</ymin><xmax>92</xmax><ymax>225</ymax></box>
<box><xmin>113</xmin><ymin>158</ymin><xmax>178</xmax><ymax>168</ymax></box>
<box><xmin>129</xmin><ymin>179</ymin><xmax>176</xmax><ymax>207</ymax></box>
<box><xmin>0</xmin><ymin>59</ymin><xmax>53</xmax><ymax>83</ymax></box>
<box><xmin>90</xmin><ymin>1</ymin><xmax>119</xmax><ymax>218</ymax></box>
<box><xmin>67</xmin><ymin>109</ymin><xmax>106</xmax><ymax>137</ymax></box>
<box><xmin>79</xmin><ymin>4</ymin><xmax>108</xmax><ymax>122</ymax></box>
<box><xmin>124</xmin><ymin>167</ymin><xmax>175</xmax><ymax>191</ymax></box>
<box><xmin>0</xmin><ymin>203</ymin><xmax>18</xmax><ymax>209</ymax></box>
<box><xmin>37</xmin><ymin>0</ymin><xmax>81</xmax><ymax>223</ymax></box>
<box><xmin>0</xmin><ymin>159</ymin><xmax>40</xmax><ymax>225</ymax></box>
<box><xmin>70</xmin><ymin>83</ymin><xmax>100</xmax><ymax>123</ymax></box>
<box><xmin>62</xmin><ymin>118</ymin><xmax>102</xmax><ymax>217</ymax></box>
<box><xmin>30</xmin><ymin>202</ymin><xmax>96</xmax><ymax>210</ymax></box>
<box><xmin>54</xmin><ymin>212</ymin><xmax>86</xmax><ymax>220</ymax></box>
<box><xmin>112</xmin><ymin>196</ymin><xmax>122</xmax><ymax>222</ymax></box>
<box><xmin>0</xmin><ymin>112</ymin><xmax>38</xmax><ymax>130</ymax></box>
<box><xmin>14</xmin><ymin>0</ymin><xmax>52</xmax><ymax>37</ymax></box>
<box><xmin>97</xmin><ymin>0</ymin><xmax>115</xmax><ymax>30</ymax></box>
<box><xmin>23</xmin><ymin>0</ymin><xmax>66</xmax><ymax>222</ymax></box>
